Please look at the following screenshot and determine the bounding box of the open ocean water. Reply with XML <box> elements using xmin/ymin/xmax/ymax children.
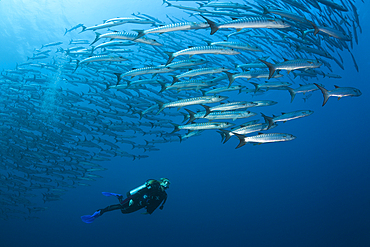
<box><xmin>0</xmin><ymin>0</ymin><xmax>369</xmax><ymax>246</ymax></box>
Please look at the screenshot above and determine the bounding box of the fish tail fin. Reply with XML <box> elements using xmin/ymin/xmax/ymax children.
<box><xmin>200</xmin><ymin>15</ymin><xmax>219</xmax><ymax>35</ymax></box>
<box><xmin>219</xmin><ymin>129</ymin><xmax>234</xmax><ymax>144</ymax></box>
<box><xmin>170</xmin><ymin>123</ymin><xmax>180</xmax><ymax>133</ymax></box>
<box><xmin>90</xmin><ymin>32</ymin><xmax>101</xmax><ymax>46</ymax></box>
<box><xmin>184</xmin><ymin>108</ymin><xmax>195</xmax><ymax>124</ymax></box>
<box><xmin>163</xmin><ymin>0</ymin><xmax>171</xmax><ymax>6</ymax></box>
<box><xmin>234</xmin><ymin>133</ymin><xmax>247</xmax><ymax>149</ymax></box>
<box><xmin>179</xmin><ymin>111</ymin><xmax>188</xmax><ymax>123</ymax></box>
<box><xmin>308</xmin><ymin>21</ymin><xmax>320</xmax><ymax>36</ymax></box>
<box><xmin>158</xmin><ymin>81</ymin><xmax>167</xmax><ymax>93</ymax></box>
<box><xmin>314</xmin><ymin>83</ymin><xmax>329</xmax><ymax>106</ymax></box>
<box><xmin>285</xmin><ymin>86</ymin><xmax>296</xmax><ymax>103</ymax></box>
<box><xmin>154</xmin><ymin>99</ymin><xmax>165</xmax><ymax>115</ymax></box>
<box><xmin>64</xmin><ymin>28</ymin><xmax>68</xmax><ymax>36</ymax></box>
<box><xmin>164</xmin><ymin>51</ymin><xmax>174</xmax><ymax>65</ymax></box>
<box><xmin>114</xmin><ymin>73</ymin><xmax>122</xmax><ymax>85</ymax></box>
<box><xmin>73</xmin><ymin>60</ymin><xmax>80</xmax><ymax>73</ymax></box>
<box><xmin>203</xmin><ymin>40</ymin><xmax>212</xmax><ymax>46</ymax></box>
<box><xmin>258</xmin><ymin>59</ymin><xmax>275</xmax><ymax>80</ymax></box>
<box><xmin>79</xmin><ymin>25</ymin><xmax>87</xmax><ymax>33</ymax></box>
<box><xmin>249</xmin><ymin>82</ymin><xmax>259</xmax><ymax>93</ymax></box>
<box><xmin>224</xmin><ymin>71</ymin><xmax>235</xmax><ymax>87</ymax></box>
<box><xmin>200</xmin><ymin>104</ymin><xmax>211</xmax><ymax>117</ymax></box>
<box><xmin>132</xmin><ymin>30</ymin><xmax>145</xmax><ymax>40</ymax></box>
<box><xmin>170</xmin><ymin>75</ymin><xmax>179</xmax><ymax>85</ymax></box>
<box><xmin>261</xmin><ymin>113</ymin><xmax>274</xmax><ymax>130</ymax></box>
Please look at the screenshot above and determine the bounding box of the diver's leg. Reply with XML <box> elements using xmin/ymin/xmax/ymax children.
<box><xmin>99</xmin><ymin>204</ymin><xmax>122</xmax><ymax>215</ymax></box>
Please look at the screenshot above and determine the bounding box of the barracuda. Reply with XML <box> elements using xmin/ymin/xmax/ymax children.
<box><xmin>80</xmin><ymin>21</ymin><xmax>128</xmax><ymax>33</ymax></box>
<box><xmin>201</xmin><ymin>15</ymin><xmax>291</xmax><ymax>35</ymax></box>
<box><xmin>165</xmin><ymin>59</ymin><xmax>208</xmax><ymax>69</ymax></box>
<box><xmin>258</xmin><ymin>58</ymin><xmax>323</xmax><ymax>79</ymax></box>
<box><xmin>161</xmin><ymin>79</ymin><xmax>217</xmax><ymax>93</ymax></box>
<box><xmin>164</xmin><ymin>46</ymin><xmax>240</xmax><ymax>65</ymax></box>
<box><xmin>285</xmin><ymin>84</ymin><xmax>322</xmax><ymax>102</ymax></box>
<box><xmin>314</xmin><ymin>83</ymin><xmax>362</xmax><ymax>106</ymax></box>
<box><xmin>184</xmin><ymin>109</ymin><xmax>257</xmax><ymax>123</ymax></box>
<box><xmin>208</xmin><ymin>41</ymin><xmax>263</xmax><ymax>52</ymax></box>
<box><xmin>235</xmin><ymin>133</ymin><xmax>296</xmax><ymax>149</ymax></box>
<box><xmin>208</xmin><ymin>102</ymin><xmax>257</xmax><ymax>112</ymax></box>
<box><xmin>249</xmin><ymin>81</ymin><xmax>291</xmax><ymax>93</ymax></box>
<box><xmin>172</xmin><ymin>67</ymin><xmax>229</xmax><ymax>83</ymax></box>
<box><xmin>224</xmin><ymin>70</ymin><xmax>283</xmax><ymax>87</ymax></box>
<box><xmin>133</xmin><ymin>22</ymin><xmax>209</xmax><ymax>40</ymax></box>
<box><xmin>261</xmin><ymin>110</ymin><xmax>314</xmax><ymax>129</ymax></box>
<box><xmin>156</xmin><ymin>95</ymin><xmax>228</xmax><ymax>115</ymax></box>
<box><xmin>172</xmin><ymin>122</ymin><xmax>234</xmax><ymax>132</ymax></box>
<box><xmin>90</xmin><ymin>32</ymin><xmax>162</xmax><ymax>46</ymax></box>
<box><xmin>217</xmin><ymin>121</ymin><xmax>278</xmax><ymax>143</ymax></box>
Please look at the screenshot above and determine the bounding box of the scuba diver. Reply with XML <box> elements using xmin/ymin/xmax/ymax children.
<box><xmin>81</xmin><ymin>178</ymin><xmax>170</xmax><ymax>224</ymax></box>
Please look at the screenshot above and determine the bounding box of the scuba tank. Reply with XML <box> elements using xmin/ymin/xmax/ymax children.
<box><xmin>127</xmin><ymin>179</ymin><xmax>158</xmax><ymax>196</ymax></box>
<box><xmin>128</xmin><ymin>183</ymin><xmax>147</xmax><ymax>196</ymax></box>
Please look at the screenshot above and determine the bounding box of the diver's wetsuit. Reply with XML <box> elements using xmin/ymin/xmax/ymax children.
<box><xmin>99</xmin><ymin>180</ymin><xmax>167</xmax><ymax>215</ymax></box>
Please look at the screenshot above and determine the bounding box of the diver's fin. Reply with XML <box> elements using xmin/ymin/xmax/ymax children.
<box><xmin>81</xmin><ymin>210</ymin><xmax>101</xmax><ymax>224</ymax></box>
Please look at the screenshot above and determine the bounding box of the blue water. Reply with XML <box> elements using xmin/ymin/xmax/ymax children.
<box><xmin>1</xmin><ymin>0</ymin><xmax>369</xmax><ymax>247</ymax></box>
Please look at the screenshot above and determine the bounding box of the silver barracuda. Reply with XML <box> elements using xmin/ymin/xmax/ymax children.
<box><xmin>165</xmin><ymin>59</ymin><xmax>208</xmax><ymax>69</ymax></box>
<box><xmin>285</xmin><ymin>84</ymin><xmax>322</xmax><ymax>102</ymax></box>
<box><xmin>172</xmin><ymin>67</ymin><xmax>229</xmax><ymax>83</ymax></box>
<box><xmin>234</xmin><ymin>133</ymin><xmax>296</xmax><ymax>149</ymax></box>
<box><xmin>314</xmin><ymin>83</ymin><xmax>362</xmax><ymax>106</ymax></box>
<box><xmin>103</xmin><ymin>17</ymin><xmax>156</xmax><ymax>25</ymax></box>
<box><xmin>156</xmin><ymin>95</ymin><xmax>228</xmax><ymax>114</ymax></box>
<box><xmin>258</xmin><ymin>58</ymin><xmax>323</xmax><ymax>79</ymax></box>
<box><xmin>249</xmin><ymin>81</ymin><xmax>292</xmax><ymax>93</ymax></box>
<box><xmin>207</xmin><ymin>41</ymin><xmax>263</xmax><ymax>52</ymax></box>
<box><xmin>201</xmin><ymin>15</ymin><xmax>291</xmax><ymax>35</ymax></box>
<box><xmin>80</xmin><ymin>21</ymin><xmax>128</xmax><ymax>32</ymax></box>
<box><xmin>225</xmin><ymin>70</ymin><xmax>283</xmax><ymax>87</ymax></box>
<box><xmin>208</xmin><ymin>101</ymin><xmax>257</xmax><ymax>112</ymax></box>
<box><xmin>262</xmin><ymin>110</ymin><xmax>314</xmax><ymax>129</ymax></box>
<box><xmin>172</xmin><ymin>122</ymin><xmax>234</xmax><ymax>132</ymax></box>
<box><xmin>165</xmin><ymin>46</ymin><xmax>240</xmax><ymax>65</ymax></box>
<box><xmin>218</xmin><ymin>121</ymin><xmax>278</xmax><ymax>143</ymax></box>
<box><xmin>184</xmin><ymin>109</ymin><xmax>257</xmax><ymax>123</ymax></box>
<box><xmin>91</xmin><ymin>32</ymin><xmax>162</xmax><ymax>46</ymax></box>
<box><xmin>160</xmin><ymin>79</ymin><xmax>217</xmax><ymax>92</ymax></box>
<box><xmin>133</xmin><ymin>22</ymin><xmax>209</xmax><ymax>40</ymax></box>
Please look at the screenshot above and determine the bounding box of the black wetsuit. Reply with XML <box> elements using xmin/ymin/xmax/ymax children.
<box><xmin>99</xmin><ymin>180</ymin><xmax>167</xmax><ymax>215</ymax></box>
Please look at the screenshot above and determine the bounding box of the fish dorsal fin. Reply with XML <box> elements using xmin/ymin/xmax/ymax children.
<box><xmin>231</xmin><ymin>18</ymin><xmax>238</xmax><ymax>21</ymax></box>
<box><xmin>281</xmin><ymin>112</ymin><xmax>286</xmax><ymax>114</ymax></box>
<box><xmin>272</xmin><ymin>114</ymin><xmax>277</xmax><ymax>117</ymax></box>
<box><xmin>283</xmin><ymin>58</ymin><xmax>289</xmax><ymax>62</ymax></box>
<box><xmin>258</xmin><ymin>132</ymin><xmax>263</xmax><ymax>135</ymax></box>
<box><xmin>334</xmin><ymin>85</ymin><xmax>340</xmax><ymax>88</ymax></box>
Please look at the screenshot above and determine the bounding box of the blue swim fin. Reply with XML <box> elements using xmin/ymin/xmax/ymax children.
<box><xmin>81</xmin><ymin>210</ymin><xmax>101</xmax><ymax>224</ymax></box>
<box><xmin>102</xmin><ymin>192</ymin><xmax>123</xmax><ymax>198</ymax></box>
